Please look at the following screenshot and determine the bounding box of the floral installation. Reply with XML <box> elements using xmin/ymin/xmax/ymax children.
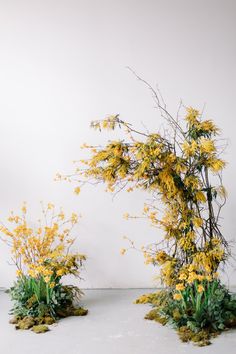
<box><xmin>0</xmin><ymin>202</ymin><xmax>87</xmax><ymax>333</ymax></box>
<box><xmin>58</xmin><ymin>74</ymin><xmax>236</xmax><ymax>345</ymax></box>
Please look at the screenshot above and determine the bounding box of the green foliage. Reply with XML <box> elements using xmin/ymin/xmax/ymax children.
<box><xmin>9</xmin><ymin>276</ymin><xmax>87</xmax><ymax>328</ymax></box>
<box><xmin>137</xmin><ymin>281</ymin><xmax>236</xmax><ymax>346</ymax></box>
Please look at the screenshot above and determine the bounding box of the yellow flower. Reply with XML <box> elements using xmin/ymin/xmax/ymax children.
<box><xmin>173</xmin><ymin>293</ymin><xmax>182</xmax><ymax>301</ymax></box>
<box><xmin>58</xmin><ymin>211</ymin><xmax>65</xmax><ymax>220</ymax></box>
<box><xmin>195</xmin><ymin>191</ymin><xmax>207</xmax><ymax>203</ymax></box>
<box><xmin>179</xmin><ymin>273</ymin><xmax>187</xmax><ymax>281</ymax></box>
<box><xmin>16</xmin><ymin>269</ymin><xmax>23</xmax><ymax>277</ymax></box>
<box><xmin>47</xmin><ymin>202</ymin><xmax>54</xmax><ymax>210</ymax></box>
<box><xmin>56</xmin><ymin>269</ymin><xmax>64</xmax><ymax>276</ymax></box>
<box><xmin>143</xmin><ymin>205</ymin><xmax>149</xmax><ymax>213</ymax></box>
<box><xmin>21</xmin><ymin>204</ymin><xmax>27</xmax><ymax>214</ymax></box>
<box><xmin>192</xmin><ymin>217</ymin><xmax>203</xmax><ymax>228</ymax></box>
<box><xmin>182</xmin><ymin>140</ymin><xmax>198</xmax><ymax>157</ymax></box>
<box><xmin>199</xmin><ymin>120</ymin><xmax>219</xmax><ymax>134</ymax></box>
<box><xmin>188</xmin><ymin>264</ymin><xmax>195</xmax><ymax>272</ymax></box>
<box><xmin>28</xmin><ymin>269</ymin><xmax>36</xmax><ymax>278</ymax></box>
<box><xmin>42</xmin><ymin>268</ymin><xmax>53</xmax><ymax>276</ymax></box>
<box><xmin>187</xmin><ymin>271</ymin><xmax>198</xmax><ymax>284</ymax></box>
<box><xmin>123</xmin><ymin>212</ymin><xmax>129</xmax><ymax>220</ymax></box>
<box><xmin>197</xmin><ymin>284</ymin><xmax>205</xmax><ymax>293</ymax></box>
<box><xmin>176</xmin><ymin>283</ymin><xmax>185</xmax><ymax>291</ymax></box>
<box><xmin>207</xmin><ymin>158</ymin><xmax>226</xmax><ymax>172</ymax></box>
<box><xmin>44</xmin><ymin>276</ymin><xmax>51</xmax><ymax>283</ymax></box>
<box><xmin>185</xmin><ymin>107</ymin><xmax>200</xmax><ymax>125</ymax></box>
<box><xmin>120</xmin><ymin>248</ymin><xmax>126</xmax><ymax>255</ymax></box>
<box><xmin>199</xmin><ymin>137</ymin><xmax>216</xmax><ymax>154</ymax></box>
<box><xmin>49</xmin><ymin>282</ymin><xmax>55</xmax><ymax>289</ymax></box>
<box><xmin>71</xmin><ymin>212</ymin><xmax>78</xmax><ymax>224</ymax></box>
<box><xmin>74</xmin><ymin>187</ymin><xmax>81</xmax><ymax>195</ymax></box>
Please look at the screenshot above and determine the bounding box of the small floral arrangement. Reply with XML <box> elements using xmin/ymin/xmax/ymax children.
<box><xmin>0</xmin><ymin>202</ymin><xmax>88</xmax><ymax>333</ymax></box>
<box><xmin>136</xmin><ymin>279</ymin><xmax>236</xmax><ymax>346</ymax></box>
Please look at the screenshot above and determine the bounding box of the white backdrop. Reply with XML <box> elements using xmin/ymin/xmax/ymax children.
<box><xmin>0</xmin><ymin>0</ymin><xmax>235</xmax><ymax>288</ymax></box>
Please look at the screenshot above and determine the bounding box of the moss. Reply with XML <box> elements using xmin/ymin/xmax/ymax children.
<box><xmin>225</xmin><ymin>316</ymin><xmax>236</xmax><ymax>328</ymax></box>
<box><xmin>72</xmin><ymin>307</ymin><xmax>88</xmax><ymax>316</ymax></box>
<box><xmin>135</xmin><ymin>291</ymin><xmax>166</xmax><ymax>305</ymax></box>
<box><xmin>43</xmin><ymin>316</ymin><xmax>55</xmax><ymax>325</ymax></box>
<box><xmin>15</xmin><ymin>316</ymin><xmax>35</xmax><ymax>330</ymax></box>
<box><xmin>177</xmin><ymin>326</ymin><xmax>220</xmax><ymax>347</ymax></box>
<box><xmin>56</xmin><ymin>305</ymin><xmax>88</xmax><ymax>318</ymax></box>
<box><xmin>55</xmin><ymin>307</ymin><xmax>72</xmax><ymax>318</ymax></box>
<box><xmin>34</xmin><ymin>316</ymin><xmax>55</xmax><ymax>325</ymax></box>
<box><xmin>31</xmin><ymin>325</ymin><xmax>49</xmax><ymax>334</ymax></box>
<box><xmin>9</xmin><ymin>316</ymin><xmax>21</xmax><ymax>325</ymax></box>
<box><xmin>172</xmin><ymin>308</ymin><xmax>181</xmax><ymax>321</ymax></box>
<box><xmin>144</xmin><ymin>309</ymin><xmax>168</xmax><ymax>325</ymax></box>
<box><xmin>11</xmin><ymin>305</ymin><xmax>87</xmax><ymax>333</ymax></box>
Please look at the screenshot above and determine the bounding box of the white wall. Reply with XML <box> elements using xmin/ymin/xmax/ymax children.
<box><xmin>0</xmin><ymin>0</ymin><xmax>235</xmax><ymax>289</ymax></box>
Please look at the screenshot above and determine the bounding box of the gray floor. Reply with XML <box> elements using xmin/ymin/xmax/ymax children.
<box><xmin>1</xmin><ymin>289</ymin><xmax>236</xmax><ymax>354</ymax></box>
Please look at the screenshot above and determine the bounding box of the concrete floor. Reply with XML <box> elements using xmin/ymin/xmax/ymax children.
<box><xmin>1</xmin><ymin>289</ymin><xmax>236</xmax><ymax>354</ymax></box>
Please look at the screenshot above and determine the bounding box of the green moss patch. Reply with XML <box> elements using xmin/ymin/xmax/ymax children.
<box><xmin>32</xmin><ymin>325</ymin><xmax>49</xmax><ymax>334</ymax></box>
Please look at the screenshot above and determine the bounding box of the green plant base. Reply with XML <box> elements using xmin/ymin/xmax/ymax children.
<box><xmin>136</xmin><ymin>285</ymin><xmax>236</xmax><ymax>347</ymax></box>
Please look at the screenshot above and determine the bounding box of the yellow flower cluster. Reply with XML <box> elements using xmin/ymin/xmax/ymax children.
<box><xmin>68</xmin><ymin>107</ymin><xmax>228</xmax><ymax>289</ymax></box>
<box><xmin>0</xmin><ymin>203</ymin><xmax>86</xmax><ymax>286</ymax></box>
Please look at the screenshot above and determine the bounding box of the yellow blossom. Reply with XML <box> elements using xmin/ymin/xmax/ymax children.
<box><xmin>179</xmin><ymin>273</ymin><xmax>187</xmax><ymax>281</ymax></box>
<box><xmin>195</xmin><ymin>191</ymin><xmax>207</xmax><ymax>203</ymax></box>
<box><xmin>182</xmin><ymin>140</ymin><xmax>198</xmax><ymax>157</ymax></box>
<box><xmin>21</xmin><ymin>204</ymin><xmax>27</xmax><ymax>214</ymax></box>
<box><xmin>123</xmin><ymin>212</ymin><xmax>129</xmax><ymax>220</ymax></box>
<box><xmin>74</xmin><ymin>187</ymin><xmax>81</xmax><ymax>195</ymax></box>
<box><xmin>197</xmin><ymin>284</ymin><xmax>205</xmax><ymax>293</ymax></box>
<box><xmin>207</xmin><ymin>158</ymin><xmax>226</xmax><ymax>172</ymax></box>
<box><xmin>176</xmin><ymin>283</ymin><xmax>185</xmax><ymax>291</ymax></box>
<box><xmin>16</xmin><ymin>269</ymin><xmax>23</xmax><ymax>277</ymax></box>
<box><xmin>199</xmin><ymin>137</ymin><xmax>216</xmax><ymax>154</ymax></box>
<box><xmin>173</xmin><ymin>293</ymin><xmax>182</xmax><ymax>301</ymax></box>
<box><xmin>71</xmin><ymin>213</ymin><xmax>78</xmax><ymax>224</ymax></box>
<box><xmin>47</xmin><ymin>202</ymin><xmax>54</xmax><ymax>210</ymax></box>
<box><xmin>56</xmin><ymin>269</ymin><xmax>64</xmax><ymax>277</ymax></box>
<box><xmin>44</xmin><ymin>276</ymin><xmax>51</xmax><ymax>283</ymax></box>
<box><xmin>120</xmin><ymin>248</ymin><xmax>126</xmax><ymax>255</ymax></box>
<box><xmin>192</xmin><ymin>217</ymin><xmax>203</xmax><ymax>228</ymax></box>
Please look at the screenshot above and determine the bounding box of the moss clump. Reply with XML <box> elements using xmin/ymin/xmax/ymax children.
<box><xmin>145</xmin><ymin>309</ymin><xmax>168</xmax><ymax>325</ymax></box>
<box><xmin>43</xmin><ymin>316</ymin><xmax>55</xmax><ymax>325</ymax></box>
<box><xmin>177</xmin><ymin>326</ymin><xmax>218</xmax><ymax>347</ymax></box>
<box><xmin>15</xmin><ymin>316</ymin><xmax>35</xmax><ymax>330</ymax></box>
<box><xmin>34</xmin><ymin>316</ymin><xmax>55</xmax><ymax>325</ymax></box>
<box><xmin>135</xmin><ymin>291</ymin><xmax>165</xmax><ymax>305</ymax></box>
<box><xmin>9</xmin><ymin>316</ymin><xmax>20</xmax><ymax>325</ymax></box>
<box><xmin>11</xmin><ymin>305</ymin><xmax>88</xmax><ymax>334</ymax></box>
<box><xmin>13</xmin><ymin>315</ymin><xmax>55</xmax><ymax>331</ymax></box>
<box><xmin>72</xmin><ymin>307</ymin><xmax>88</xmax><ymax>316</ymax></box>
<box><xmin>32</xmin><ymin>325</ymin><xmax>49</xmax><ymax>334</ymax></box>
<box><xmin>56</xmin><ymin>305</ymin><xmax>88</xmax><ymax>318</ymax></box>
